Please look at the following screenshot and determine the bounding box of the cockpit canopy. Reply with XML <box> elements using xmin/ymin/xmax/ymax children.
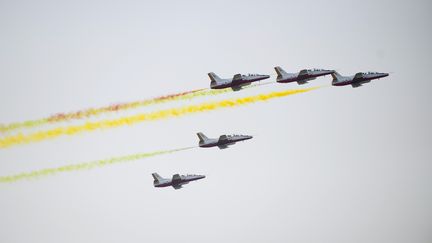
<box><xmin>227</xmin><ymin>134</ymin><xmax>246</xmax><ymax>137</ymax></box>
<box><xmin>180</xmin><ymin>174</ymin><xmax>202</xmax><ymax>179</ymax></box>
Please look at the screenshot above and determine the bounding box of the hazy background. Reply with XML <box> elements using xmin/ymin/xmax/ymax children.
<box><xmin>0</xmin><ymin>0</ymin><xmax>431</xmax><ymax>242</ymax></box>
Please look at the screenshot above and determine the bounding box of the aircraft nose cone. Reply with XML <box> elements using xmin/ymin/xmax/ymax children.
<box><xmin>382</xmin><ymin>73</ymin><xmax>389</xmax><ymax>77</ymax></box>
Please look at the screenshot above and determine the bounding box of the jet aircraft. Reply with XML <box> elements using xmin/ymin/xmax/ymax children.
<box><xmin>197</xmin><ymin>132</ymin><xmax>253</xmax><ymax>149</ymax></box>
<box><xmin>208</xmin><ymin>72</ymin><xmax>270</xmax><ymax>91</ymax></box>
<box><xmin>275</xmin><ymin>66</ymin><xmax>334</xmax><ymax>84</ymax></box>
<box><xmin>152</xmin><ymin>173</ymin><xmax>205</xmax><ymax>190</ymax></box>
<box><xmin>331</xmin><ymin>71</ymin><xmax>389</xmax><ymax>88</ymax></box>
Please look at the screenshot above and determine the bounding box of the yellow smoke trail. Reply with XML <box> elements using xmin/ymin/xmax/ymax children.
<box><xmin>0</xmin><ymin>82</ymin><xmax>276</xmax><ymax>134</ymax></box>
<box><xmin>0</xmin><ymin>147</ymin><xmax>194</xmax><ymax>183</ymax></box>
<box><xmin>0</xmin><ymin>87</ymin><xmax>319</xmax><ymax>149</ymax></box>
<box><xmin>0</xmin><ymin>89</ymin><xmax>203</xmax><ymax>134</ymax></box>
<box><xmin>0</xmin><ymin>83</ymin><xmax>275</xmax><ymax>134</ymax></box>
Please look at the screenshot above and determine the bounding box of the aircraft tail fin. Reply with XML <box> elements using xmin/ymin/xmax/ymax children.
<box><xmin>208</xmin><ymin>72</ymin><xmax>222</xmax><ymax>86</ymax></box>
<box><xmin>274</xmin><ymin>66</ymin><xmax>288</xmax><ymax>79</ymax></box>
<box><xmin>331</xmin><ymin>71</ymin><xmax>344</xmax><ymax>81</ymax></box>
<box><xmin>197</xmin><ymin>132</ymin><xmax>209</xmax><ymax>143</ymax></box>
<box><xmin>152</xmin><ymin>173</ymin><xmax>163</xmax><ymax>182</ymax></box>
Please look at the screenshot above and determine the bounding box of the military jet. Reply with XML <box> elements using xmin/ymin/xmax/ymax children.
<box><xmin>331</xmin><ymin>71</ymin><xmax>389</xmax><ymax>88</ymax></box>
<box><xmin>275</xmin><ymin>66</ymin><xmax>335</xmax><ymax>84</ymax></box>
<box><xmin>208</xmin><ymin>72</ymin><xmax>270</xmax><ymax>91</ymax></box>
<box><xmin>152</xmin><ymin>173</ymin><xmax>205</xmax><ymax>190</ymax></box>
<box><xmin>197</xmin><ymin>132</ymin><xmax>253</xmax><ymax>149</ymax></box>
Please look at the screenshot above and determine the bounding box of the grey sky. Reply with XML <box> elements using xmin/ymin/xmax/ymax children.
<box><xmin>0</xmin><ymin>0</ymin><xmax>431</xmax><ymax>242</ymax></box>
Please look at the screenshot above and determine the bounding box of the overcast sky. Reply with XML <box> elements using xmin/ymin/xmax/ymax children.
<box><xmin>0</xmin><ymin>0</ymin><xmax>431</xmax><ymax>242</ymax></box>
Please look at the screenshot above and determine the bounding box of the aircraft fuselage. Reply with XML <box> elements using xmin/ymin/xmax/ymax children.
<box><xmin>333</xmin><ymin>73</ymin><xmax>389</xmax><ymax>87</ymax></box>
<box><xmin>154</xmin><ymin>175</ymin><xmax>205</xmax><ymax>188</ymax></box>
<box><xmin>199</xmin><ymin>135</ymin><xmax>253</xmax><ymax>148</ymax></box>
<box><xmin>211</xmin><ymin>75</ymin><xmax>270</xmax><ymax>89</ymax></box>
<box><xmin>277</xmin><ymin>70</ymin><xmax>334</xmax><ymax>83</ymax></box>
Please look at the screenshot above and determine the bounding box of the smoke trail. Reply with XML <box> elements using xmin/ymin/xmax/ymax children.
<box><xmin>0</xmin><ymin>87</ymin><xmax>319</xmax><ymax>149</ymax></box>
<box><xmin>0</xmin><ymin>147</ymin><xmax>194</xmax><ymax>183</ymax></box>
<box><xmin>46</xmin><ymin>89</ymin><xmax>207</xmax><ymax>122</ymax></box>
<box><xmin>0</xmin><ymin>83</ymin><xmax>276</xmax><ymax>134</ymax></box>
<box><xmin>0</xmin><ymin>82</ymin><xmax>277</xmax><ymax>134</ymax></box>
<box><xmin>0</xmin><ymin>89</ymin><xmax>204</xmax><ymax>134</ymax></box>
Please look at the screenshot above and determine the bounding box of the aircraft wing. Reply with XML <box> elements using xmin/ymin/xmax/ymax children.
<box><xmin>298</xmin><ymin>69</ymin><xmax>309</xmax><ymax>78</ymax></box>
<box><xmin>231</xmin><ymin>74</ymin><xmax>243</xmax><ymax>85</ymax></box>
<box><xmin>172</xmin><ymin>174</ymin><xmax>182</xmax><ymax>184</ymax></box>
<box><xmin>231</xmin><ymin>85</ymin><xmax>243</xmax><ymax>91</ymax></box>
<box><xmin>218</xmin><ymin>144</ymin><xmax>229</xmax><ymax>149</ymax></box>
<box><xmin>297</xmin><ymin>80</ymin><xmax>308</xmax><ymax>85</ymax></box>
<box><xmin>172</xmin><ymin>184</ymin><xmax>183</xmax><ymax>190</ymax></box>
<box><xmin>353</xmin><ymin>73</ymin><xmax>364</xmax><ymax>81</ymax></box>
<box><xmin>219</xmin><ymin>135</ymin><xmax>228</xmax><ymax>143</ymax></box>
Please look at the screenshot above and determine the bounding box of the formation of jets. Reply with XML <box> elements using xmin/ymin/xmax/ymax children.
<box><xmin>208</xmin><ymin>66</ymin><xmax>388</xmax><ymax>90</ymax></box>
<box><xmin>153</xmin><ymin>66</ymin><xmax>389</xmax><ymax>189</ymax></box>
<box><xmin>153</xmin><ymin>133</ymin><xmax>253</xmax><ymax>189</ymax></box>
